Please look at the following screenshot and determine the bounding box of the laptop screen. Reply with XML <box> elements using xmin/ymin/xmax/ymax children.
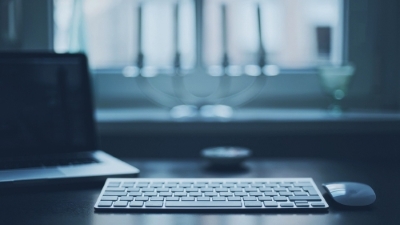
<box><xmin>0</xmin><ymin>53</ymin><xmax>97</xmax><ymax>157</ymax></box>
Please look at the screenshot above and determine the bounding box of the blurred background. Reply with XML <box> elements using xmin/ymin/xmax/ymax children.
<box><xmin>1</xmin><ymin>0</ymin><xmax>399</xmax><ymax>160</ymax></box>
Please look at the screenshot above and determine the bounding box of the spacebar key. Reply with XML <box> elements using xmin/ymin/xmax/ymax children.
<box><xmin>165</xmin><ymin>202</ymin><xmax>242</xmax><ymax>207</ymax></box>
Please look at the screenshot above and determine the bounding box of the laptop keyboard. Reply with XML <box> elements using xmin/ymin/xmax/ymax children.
<box><xmin>0</xmin><ymin>157</ymin><xmax>98</xmax><ymax>170</ymax></box>
<box><xmin>94</xmin><ymin>178</ymin><xmax>328</xmax><ymax>212</ymax></box>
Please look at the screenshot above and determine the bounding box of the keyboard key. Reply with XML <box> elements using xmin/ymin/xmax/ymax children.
<box><xmin>143</xmin><ymin>192</ymin><xmax>157</xmax><ymax>196</ymax></box>
<box><xmin>150</xmin><ymin>197</ymin><xmax>164</xmax><ymax>201</ymax></box>
<box><xmin>156</xmin><ymin>188</ymin><xmax>169</xmax><ymax>192</ymax></box>
<box><xmin>249</xmin><ymin>192</ymin><xmax>263</xmax><ymax>196</ymax></box>
<box><xmin>208</xmin><ymin>184</ymin><xmax>220</xmax><ymax>188</ymax></box>
<box><xmin>166</xmin><ymin>197</ymin><xmax>179</xmax><ymax>201</ymax></box>
<box><xmin>186</xmin><ymin>188</ymin><xmax>199</xmax><ymax>192</ymax></box>
<box><xmin>244</xmin><ymin>188</ymin><xmax>257</xmax><ymax>192</ymax></box>
<box><xmin>181</xmin><ymin>197</ymin><xmax>195</xmax><ymax>201</ymax></box>
<box><xmin>189</xmin><ymin>193</ymin><xmax>202</xmax><ymax>197</ymax></box>
<box><xmin>105</xmin><ymin>188</ymin><xmax>125</xmax><ymax>192</ymax></box>
<box><xmin>307</xmin><ymin>190</ymin><xmax>319</xmax><ymax>196</ymax></box>
<box><xmin>244</xmin><ymin>201</ymin><xmax>262</xmax><ymax>207</ymax></box>
<box><xmin>215</xmin><ymin>188</ymin><xmax>228</xmax><ymax>192</ymax></box>
<box><xmin>227</xmin><ymin>197</ymin><xmax>241</xmax><ymax>201</ymax></box>
<box><xmin>98</xmin><ymin>201</ymin><xmax>113</xmax><ymax>207</ymax></box>
<box><xmin>174</xmin><ymin>192</ymin><xmax>187</xmax><ymax>197</ymax></box>
<box><xmin>234</xmin><ymin>192</ymin><xmax>248</xmax><ymax>197</ymax></box>
<box><xmin>243</xmin><ymin>196</ymin><xmax>257</xmax><ymax>201</ymax></box>
<box><xmin>230</xmin><ymin>188</ymin><xmax>243</xmax><ymax>192</ymax></box>
<box><xmin>142</xmin><ymin>188</ymin><xmax>155</xmax><ymax>192</ymax></box>
<box><xmin>136</xmin><ymin>184</ymin><xmax>149</xmax><ymax>188</ymax></box>
<box><xmin>129</xmin><ymin>201</ymin><xmax>144</xmax><ymax>207</ymax></box>
<box><xmin>263</xmin><ymin>202</ymin><xmax>278</xmax><ymax>207</ymax></box>
<box><xmin>311</xmin><ymin>203</ymin><xmax>326</xmax><ymax>207</ymax></box>
<box><xmin>280</xmin><ymin>203</ymin><xmax>294</xmax><ymax>207</ymax></box>
<box><xmin>126</xmin><ymin>188</ymin><xmax>140</xmax><ymax>192</ymax></box>
<box><xmin>212</xmin><ymin>197</ymin><xmax>226</xmax><ymax>201</ymax></box>
<box><xmin>197</xmin><ymin>197</ymin><xmax>210</xmax><ymax>201</ymax></box>
<box><xmin>264</xmin><ymin>184</ymin><xmax>278</xmax><ymax>187</ymax></box>
<box><xmin>113</xmin><ymin>201</ymin><xmax>128</xmax><ymax>207</ymax></box>
<box><xmin>204</xmin><ymin>192</ymin><xmax>218</xmax><ymax>197</ymax></box>
<box><xmin>135</xmin><ymin>197</ymin><xmax>149</xmax><ymax>201</ymax></box>
<box><xmin>295</xmin><ymin>203</ymin><xmax>309</xmax><ymax>207</ymax></box>
<box><xmin>101</xmin><ymin>196</ymin><xmax>118</xmax><ymax>201</ymax></box>
<box><xmin>259</xmin><ymin>188</ymin><xmax>273</xmax><ymax>192</ymax></box>
<box><xmin>280</xmin><ymin>184</ymin><xmax>293</xmax><ymax>187</ymax></box>
<box><xmin>294</xmin><ymin>192</ymin><xmax>308</xmax><ymax>196</ymax></box>
<box><xmin>129</xmin><ymin>192</ymin><xmax>142</xmax><ymax>196</ymax></box>
<box><xmin>150</xmin><ymin>184</ymin><xmax>163</xmax><ymax>188</ymax></box>
<box><xmin>258</xmin><ymin>196</ymin><xmax>272</xmax><ymax>201</ymax></box>
<box><xmin>165</xmin><ymin>202</ymin><xmax>242</xmax><ymax>207</ymax></box>
<box><xmin>274</xmin><ymin>188</ymin><xmax>287</xmax><ymax>192</ymax></box>
<box><xmin>193</xmin><ymin>184</ymin><xmax>206</xmax><ymax>188</ymax></box>
<box><xmin>120</xmin><ymin>196</ymin><xmax>134</xmax><ymax>201</ymax></box>
<box><xmin>171</xmin><ymin>188</ymin><xmax>184</xmax><ymax>192</ymax></box>
<box><xmin>273</xmin><ymin>196</ymin><xmax>287</xmax><ymax>201</ymax></box>
<box><xmin>222</xmin><ymin>184</ymin><xmax>235</xmax><ymax>188</ymax></box>
<box><xmin>251</xmin><ymin>184</ymin><xmax>264</xmax><ymax>188</ymax></box>
<box><xmin>179</xmin><ymin>184</ymin><xmax>192</xmax><ymax>188</ymax></box>
<box><xmin>122</xmin><ymin>182</ymin><xmax>135</xmax><ymax>187</ymax></box>
<box><xmin>159</xmin><ymin>192</ymin><xmax>173</xmax><ymax>197</ymax></box>
<box><xmin>219</xmin><ymin>192</ymin><xmax>233</xmax><ymax>197</ymax></box>
<box><xmin>164</xmin><ymin>184</ymin><xmax>177</xmax><ymax>188</ymax></box>
<box><xmin>236</xmin><ymin>184</ymin><xmax>249</xmax><ymax>188</ymax></box>
<box><xmin>279</xmin><ymin>192</ymin><xmax>293</xmax><ymax>196</ymax></box>
<box><xmin>107</xmin><ymin>182</ymin><xmax>121</xmax><ymax>187</ymax></box>
<box><xmin>288</xmin><ymin>188</ymin><xmax>302</xmax><ymax>192</ymax></box>
<box><xmin>264</xmin><ymin>192</ymin><xmax>279</xmax><ymax>196</ymax></box>
<box><xmin>288</xmin><ymin>196</ymin><xmax>321</xmax><ymax>201</ymax></box>
<box><xmin>145</xmin><ymin>202</ymin><xmax>163</xmax><ymax>207</ymax></box>
<box><xmin>200</xmin><ymin>188</ymin><xmax>213</xmax><ymax>192</ymax></box>
<box><xmin>103</xmin><ymin>192</ymin><xmax>127</xmax><ymax>196</ymax></box>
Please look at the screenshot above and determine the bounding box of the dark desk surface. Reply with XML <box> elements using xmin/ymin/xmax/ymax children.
<box><xmin>1</xmin><ymin>158</ymin><xmax>399</xmax><ymax>225</ymax></box>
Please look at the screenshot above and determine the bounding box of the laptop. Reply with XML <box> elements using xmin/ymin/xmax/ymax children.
<box><xmin>0</xmin><ymin>52</ymin><xmax>139</xmax><ymax>187</ymax></box>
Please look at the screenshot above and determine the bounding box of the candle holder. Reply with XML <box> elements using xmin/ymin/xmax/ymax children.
<box><xmin>131</xmin><ymin>2</ymin><xmax>278</xmax><ymax>119</ymax></box>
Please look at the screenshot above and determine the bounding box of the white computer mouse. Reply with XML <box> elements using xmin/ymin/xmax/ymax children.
<box><xmin>322</xmin><ymin>182</ymin><xmax>376</xmax><ymax>206</ymax></box>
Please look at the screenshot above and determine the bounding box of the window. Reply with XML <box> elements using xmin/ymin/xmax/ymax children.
<box><xmin>3</xmin><ymin>0</ymin><xmax>399</xmax><ymax>133</ymax></box>
<box><xmin>54</xmin><ymin>0</ymin><xmax>196</xmax><ymax>70</ymax></box>
<box><xmin>51</xmin><ymin>0</ymin><xmax>377</xmax><ymax>112</ymax></box>
<box><xmin>203</xmin><ymin>0</ymin><xmax>343</xmax><ymax>68</ymax></box>
<box><xmin>54</xmin><ymin>0</ymin><xmax>344</xmax><ymax>70</ymax></box>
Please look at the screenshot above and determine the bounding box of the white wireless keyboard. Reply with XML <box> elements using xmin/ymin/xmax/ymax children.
<box><xmin>94</xmin><ymin>178</ymin><xmax>329</xmax><ymax>212</ymax></box>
